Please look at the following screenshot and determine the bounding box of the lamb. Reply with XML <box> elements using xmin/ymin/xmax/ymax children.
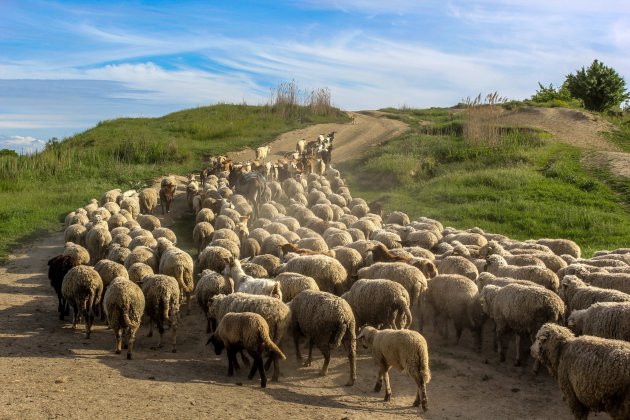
<box><xmin>278</xmin><ymin>243</ymin><xmax>335</xmax><ymax>259</ymax></box>
<box><xmin>138</xmin><ymin>188</ymin><xmax>158</xmax><ymax>214</ymax></box>
<box><xmin>475</xmin><ymin>272</ymin><xmax>544</xmax><ymax>289</ymax></box>
<box><xmin>119</xmin><ymin>196</ymin><xmax>140</xmax><ymax>220</ymax></box>
<box><xmin>530</xmin><ymin>323</ymin><xmax>630</xmax><ymax>420</ymax></box>
<box><xmin>485</xmin><ymin>254</ymin><xmax>559</xmax><ymax>292</ymax></box>
<box><xmin>479</xmin><ymin>284</ymin><xmax>564</xmax><ymax>369</ymax></box>
<box><xmin>358</xmin><ymin>326</ymin><xmax>431</xmax><ymax>412</ymax></box>
<box><xmin>559</xmin><ymin>275</ymin><xmax>630</xmax><ymax>321</ymax></box>
<box><xmin>208</xmin><ymin>312</ymin><xmax>286</xmax><ymax>388</ymax></box>
<box><xmin>195</xmin><ymin>208</ymin><xmax>215</xmax><ymax>224</ymax></box>
<box><xmin>240</xmin><ymin>262</ymin><xmax>268</xmax><ymax>278</ymax></box>
<box><xmin>192</xmin><ymin>222</ymin><xmax>214</xmax><ymax>255</ymax></box>
<box><xmin>568</xmin><ymin>302</ymin><xmax>630</xmax><ymax>341</ymax></box>
<box><xmin>207</xmin><ymin>293</ymin><xmax>290</xmax><ymax>381</ymax></box>
<box><xmin>141</xmin><ymin>274</ymin><xmax>180</xmax><ymax>352</ymax></box>
<box><xmin>288</xmin><ymin>290</ymin><xmax>356</xmax><ymax>386</ymax></box>
<box><xmin>103</xmin><ymin>277</ymin><xmax>145</xmax><ymax>359</ymax></box>
<box><xmin>223</xmin><ymin>257</ymin><xmax>282</xmax><ymax>300</ymax></box>
<box><xmin>425</xmin><ymin>274</ymin><xmax>484</xmax><ymax>352</ymax></box>
<box><xmin>256</xmin><ymin>145</ymin><xmax>271</xmax><ymax>161</ymax></box>
<box><xmin>61</xmin><ymin>265</ymin><xmax>104</xmax><ymax>338</ymax></box>
<box><xmin>342</xmin><ymin>279</ymin><xmax>412</xmax><ymax>330</ymax></box>
<box><xmin>332</xmin><ymin>246</ymin><xmax>364</xmax><ymax>281</ymax></box>
<box><xmin>128</xmin><ymin>234</ymin><xmax>157</xmax><ymax>250</ymax></box>
<box><xmin>106</xmin><ymin>244</ymin><xmax>131</xmax><ymax>265</ymax></box>
<box><xmin>279</xmin><ymin>254</ymin><xmax>349</xmax><ymax>295</ymax></box>
<box><xmin>47</xmin><ymin>254</ymin><xmax>80</xmax><ymax>320</ymax></box>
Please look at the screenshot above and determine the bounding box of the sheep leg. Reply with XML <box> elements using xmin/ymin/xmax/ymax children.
<box><xmin>346</xmin><ymin>338</ymin><xmax>356</xmax><ymax>386</ymax></box>
<box><xmin>85</xmin><ymin>311</ymin><xmax>94</xmax><ymax>339</ymax></box>
<box><xmin>383</xmin><ymin>367</ymin><xmax>392</xmax><ymax>401</ymax></box>
<box><xmin>319</xmin><ymin>345</ymin><xmax>331</xmax><ymax>376</ymax></box>
<box><xmin>293</xmin><ymin>334</ymin><xmax>303</xmax><ymax>366</ymax></box>
<box><xmin>170</xmin><ymin>322</ymin><xmax>177</xmax><ymax>353</ymax></box>
<box><xmin>147</xmin><ymin>320</ymin><xmax>154</xmax><ymax>338</ymax></box>
<box><xmin>514</xmin><ymin>334</ymin><xmax>522</xmax><ymax>366</ymax></box>
<box><xmin>413</xmin><ymin>376</ymin><xmax>429</xmax><ymax>412</ymax></box>
<box><xmin>114</xmin><ymin>328</ymin><xmax>122</xmax><ymax>354</ymax></box>
<box><xmin>454</xmin><ymin>323</ymin><xmax>463</xmax><ymax>345</ymax></box>
<box><xmin>71</xmin><ymin>303</ymin><xmax>79</xmax><ymax>329</ymax></box>
<box><xmin>256</xmin><ymin>354</ymin><xmax>267</xmax><ymax>388</ymax></box>
<box><xmin>247</xmin><ymin>352</ymin><xmax>259</xmax><ymax>380</ymax></box>
<box><xmin>303</xmin><ymin>339</ymin><xmax>314</xmax><ymax>367</ymax></box>
<box><xmin>127</xmin><ymin>327</ymin><xmax>137</xmax><ymax>360</ymax></box>
<box><xmin>227</xmin><ymin>348</ymin><xmax>237</xmax><ymax>376</ymax></box>
<box><xmin>239</xmin><ymin>350</ymin><xmax>250</xmax><ymax>367</ymax></box>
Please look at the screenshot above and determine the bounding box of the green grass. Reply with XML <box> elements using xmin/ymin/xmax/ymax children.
<box><xmin>341</xmin><ymin>108</ymin><xmax>630</xmax><ymax>257</ymax></box>
<box><xmin>0</xmin><ymin>103</ymin><xmax>348</xmax><ymax>261</ymax></box>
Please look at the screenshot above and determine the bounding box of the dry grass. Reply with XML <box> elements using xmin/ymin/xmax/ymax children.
<box><xmin>463</xmin><ymin>92</ymin><xmax>509</xmax><ymax>146</ymax></box>
<box><xmin>269</xmin><ymin>81</ymin><xmax>336</xmax><ymax>119</ymax></box>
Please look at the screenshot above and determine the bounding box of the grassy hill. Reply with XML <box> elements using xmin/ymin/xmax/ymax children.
<box><xmin>340</xmin><ymin>107</ymin><xmax>630</xmax><ymax>256</ymax></box>
<box><xmin>0</xmin><ymin>103</ymin><xmax>348</xmax><ymax>261</ymax></box>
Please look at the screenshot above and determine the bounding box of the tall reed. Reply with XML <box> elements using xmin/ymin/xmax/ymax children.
<box><xmin>462</xmin><ymin>92</ymin><xmax>508</xmax><ymax>147</ymax></box>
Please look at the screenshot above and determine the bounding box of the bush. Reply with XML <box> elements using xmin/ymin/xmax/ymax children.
<box><xmin>531</xmin><ymin>83</ymin><xmax>572</xmax><ymax>103</ymax></box>
<box><xmin>565</xmin><ymin>60</ymin><xmax>630</xmax><ymax>112</ymax></box>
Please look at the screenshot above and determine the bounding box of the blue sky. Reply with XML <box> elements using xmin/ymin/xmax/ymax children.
<box><xmin>1</xmin><ymin>0</ymin><xmax>629</xmax><ymax>152</ymax></box>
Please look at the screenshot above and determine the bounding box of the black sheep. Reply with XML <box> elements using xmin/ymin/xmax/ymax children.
<box><xmin>47</xmin><ymin>254</ymin><xmax>79</xmax><ymax>319</ymax></box>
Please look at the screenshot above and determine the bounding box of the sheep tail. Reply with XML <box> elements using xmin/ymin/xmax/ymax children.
<box><xmin>160</xmin><ymin>297</ymin><xmax>170</xmax><ymax>322</ymax></box>
<box><xmin>332</xmin><ymin>321</ymin><xmax>348</xmax><ymax>349</ymax></box>
<box><xmin>401</xmin><ymin>299</ymin><xmax>413</xmax><ymax>329</ymax></box>
<box><xmin>420</xmin><ymin>346</ymin><xmax>431</xmax><ymax>384</ymax></box>
<box><xmin>262</xmin><ymin>331</ymin><xmax>286</xmax><ymax>360</ymax></box>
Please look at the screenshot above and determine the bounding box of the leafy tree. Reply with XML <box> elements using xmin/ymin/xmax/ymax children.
<box><xmin>531</xmin><ymin>82</ymin><xmax>572</xmax><ymax>103</ymax></box>
<box><xmin>564</xmin><ymin>59</ymin><xmax>629</xmax><ymax>112</ymax></box>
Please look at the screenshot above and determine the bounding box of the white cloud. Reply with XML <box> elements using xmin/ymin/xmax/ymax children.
<box><xmin>0</xmin><ymin>135</ymin><xmax>46</xmax><ymax>154</ymax></box>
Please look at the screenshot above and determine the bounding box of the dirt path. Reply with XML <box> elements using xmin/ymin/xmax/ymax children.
<box><xmin>0</xmin><ymin>112</ymin><xmax>593</xmax><ymax>419</ymax></box>
<box><xmin>499</xmin><ymin>106</ymin><xmax>630</xmax><ymax>179</ymax></box>
<box><xmin>230</xmin><ymin>111</ymin><xmax>408</xmax><ymax>164</ymax></box>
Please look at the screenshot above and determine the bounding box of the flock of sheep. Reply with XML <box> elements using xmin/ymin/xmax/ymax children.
<box><xmin>48</xmin><ymin>136</ymin><xmax>630</xmax><ymax>419</ymax></box>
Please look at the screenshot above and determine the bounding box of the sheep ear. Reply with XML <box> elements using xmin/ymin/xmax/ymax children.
<box><xmin>357</xmin><ymin>329</ymin><xmax>366</xmax><ymax>340</ymax></box>
<box><xmin>240</xmin><ymin>257</ymin><xmax>251</xmax><ymax>263</ymax></box>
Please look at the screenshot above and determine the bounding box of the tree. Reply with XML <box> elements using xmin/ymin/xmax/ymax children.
<box><xmin>0</xmin><ymin>149</ymin><xmax>18</xmax><ymax>157</ymax></box>
<box><xmin>564</xmin><ymin>59</ymin><xmax>629</xmax><ymax>112</ymax></box>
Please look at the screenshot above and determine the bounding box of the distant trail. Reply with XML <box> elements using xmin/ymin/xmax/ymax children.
<box><xmin>229</xmin><ymin>111</ymin><xmax>409</xmax><ymax>164</ymax></box>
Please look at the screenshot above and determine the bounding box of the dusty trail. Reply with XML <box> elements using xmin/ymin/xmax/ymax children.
<box><xmin>0</xmin><ymin>111</ymin><xmax>589</xmax><ymax>419</ymax></box>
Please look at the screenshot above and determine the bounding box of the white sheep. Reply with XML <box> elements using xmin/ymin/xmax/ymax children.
<box><xmin>255</xmin><ymin>145</ymin><xmax>271</xmax><ymax>161</ymax></box>
<box><xmin>61</xmin><ymin>265</ymin><xmax>104</xmax><ymax>339</ymax></box>
<box><xmin>568</xmin><ymin>301</ymin><xmax>630</xmax><ymax>341</ymax></box>
<box><xmin>103</xmin><ymin>277</ymin><xmax>145</xmax><ymax>359</ymax></box>
<box><xmin>141</xmin><ymin>274</ymin><xmax>180</xmax><ymax>353</ymax></box>
<box><xmin>223</xmin><ymin>257</ymin><xmax>281</xmax><ymax>300</ymax></box>
<box><xmin>288</xmin><ymin>290</ymin><xmax>356</xmax><ymax>386</ymax></box>
<box><xmin>358</xmin><ymin>326</ymin><xmax>431</xmax><ymax>412</ymax></box>
<box><xmin>342</xmin><ymin>279</ymin><xmax>412</xmax><ymax>330</ymax></box>
<box><xmin>530</xmin><ymin>323</ymin><xmax>630</xmax><ymax>419</ymax></box>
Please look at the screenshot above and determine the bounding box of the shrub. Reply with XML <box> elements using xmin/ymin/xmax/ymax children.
<box><xmin>564</xmin><ymin>60</ymin><xmax>630</xmax><ymax>112</ymax></box>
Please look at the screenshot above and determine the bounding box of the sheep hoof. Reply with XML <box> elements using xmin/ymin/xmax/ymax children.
<box><xmin>412</xmin><ymin>398</ymin><xmax>420</xmax><ymax>407</ymax></box>
<box><xmin>260</xmin><ymin>380</ymin><xmax>267</xmax><ymax>388</ymax></box>
<box><xmin>126</xmin><ymin>353</ymin><xmax>132</xmax><ymax>360</ymax></box>
<box><xmin>302</xmin><ymin>361</ymin><xmax>311</xmax><ymax>367</ymax></box>
<box><xmin>374</xmin><ymin>383</ymin><xmax>382</xmax><ymax>392</ymax></box>
<box><xmin>384</xmin><ymin>393</ymin><xmax>391</xmax><ymax>402</ymax></box>
<box><xmin>318</xmin><ymin>369</ymin><xmax>327</xmax><ymax>377</ymax></box>
<box><xmin>172</xmin><ymin>349</ymin><xmax>177</xmax><ymax>353</ymax></box>
<box><xmin>345</xmin><ymin>379</ymin><xmax>354</xmax><ymax>387</ymax></box>
<box><xmin>513</xmin><ymin>360</ymin><xmax>522</xmax><ymax>367</ymax></box>
<box><xmin>115</xmin><ymin>349</ymin><xmax>121</xmax><ymax>354</ymax></box>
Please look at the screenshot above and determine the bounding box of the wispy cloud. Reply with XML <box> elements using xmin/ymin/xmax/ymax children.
<box><xmin>0</xmin><ymin>0</ymin><xmax>628</xmax><ymax>141</ymax></box>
